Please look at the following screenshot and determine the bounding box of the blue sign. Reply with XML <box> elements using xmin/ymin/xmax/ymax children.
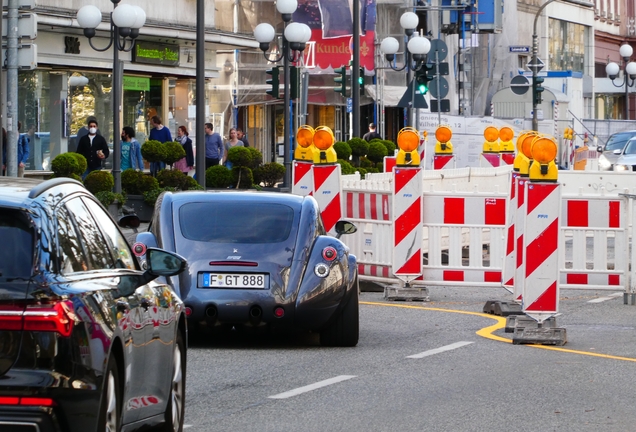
<box><xmin>509</xmin><ymin>46</ymin><xmax>530</xmax><ymax>53</ymax></box>
<box><xmin>346</xmin><ymin>98</ymin><xmax>352</xmax><ymax>113</ymax></box>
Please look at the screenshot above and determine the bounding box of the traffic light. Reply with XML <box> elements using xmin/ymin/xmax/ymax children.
<box><xmin>334</xmin><ymin>65</ymin><xmax>348</xmax><ymax>97</ymax></box>
<box><xmin>415</xmin><ymin>64</ymin><xmax>433</xmax><ymax>95</ymax></box>
<box><xmin>290</xmin><ymin>66</ymin><xmax>299</xmax><ymax>100</ymax></box>
<box><xmin>266</xmin><ymin>66</ymin><xmax>280</xmax><ymax>99</ymax></box>
<box><xmin>533</xmin><ymin>75</ymin><xmax>545</xmax><ymax>106</ymax></box>
<box><xmin>359</xmin><ymin>68</ymin><xmax>365</xmax><ymax>96</ymax></box>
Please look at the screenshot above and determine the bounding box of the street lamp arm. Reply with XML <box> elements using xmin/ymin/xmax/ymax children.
<box><xmin>533</xmin><ymin>0</ymin><xmax>558</xmax><ymax>37</ymax></box>
<box><xmin>85</xmin><ymin>24</ymin><xmax>115</xmax><ymax>52</ymax></box>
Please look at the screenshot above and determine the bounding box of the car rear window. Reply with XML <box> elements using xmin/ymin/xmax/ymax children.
<box><xmin>0</xmin><ymin>210</ymin><xmax>34</xmax><ymax>280</ymax></box>
<box><xmin>179</xmin><ymin>201</ymin><xmax>295</xmax><ymax>243</ymax></box>
<box><xmin>605</xmin><ymin>132</ymin><xmax>636</xmax><ymax>151</ymax></box>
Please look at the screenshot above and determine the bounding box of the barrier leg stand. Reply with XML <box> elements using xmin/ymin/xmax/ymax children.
<box><xmin>483</xmin><ymin>172</ymin><xmax>523</xmax><ymax>316</ymax></box>
<box><xmin>512</xmin><ymin>139</ymin><xmax>566</xmax><ymax>345</ymax></box>
<box><xmin>385</xmin><ymin>128</ymin><xmax>426</xmax><ymax>301</ymax></box>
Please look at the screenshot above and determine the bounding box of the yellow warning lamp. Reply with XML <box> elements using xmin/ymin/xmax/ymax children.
<box><xmin>482</xmin><ymin>126</ymin><xmax>500</xmax><ymax>153</ymax></box>
<box><xmin>395</xmin><ymin>127</ymin><xmax>421</xmax><ymax>166</ymax></box>
<box><xmin>499</xmin><ymin>127</ymin><xmax>515</xmax><ymax>153</ymax></box>
<box><xmin>529</xmin><ymin>136</ymin><xmax>558</xmax><ymax>181</ymax></box>
<box><xmin>422</xmin><ymin>130</ymin><xmax>428</xmax><ymax>139</ymax></box>
<box><xmin>312</xmin><ymin>126</ymin><xmax>337</xmax><ymax>164</ymax></box>
<box><xmin>434</xmin><ymin>125</ymin><xmax>453</xmax><ymax>154</ymax></box>
<box><xmin>513</xmin><ymin>131</ymin><xmax>536</xmax><ymax>174</ymax></box>
<box><xmin>563</xmin><ymin>127</ymin><xmax>573</xmax><ymax>141</ymax></box>
<box><xmin>294</xmin><ymin>125</ymin><xmax>316</xmax><ymax>161</ymax></box>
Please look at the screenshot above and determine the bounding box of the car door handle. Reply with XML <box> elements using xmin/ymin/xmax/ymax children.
<box><xmin>140</xmin><ymin>298</ymin><xmax>150</xmax><ymax>311</ymax></box>
<box><xmin>116</xmin><ymin>300</ymin><xmax>129</xmax><ymax>313</ymax></box>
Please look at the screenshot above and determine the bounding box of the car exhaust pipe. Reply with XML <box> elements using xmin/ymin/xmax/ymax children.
<box><xmin>249</xmin><ymin>306</ymin><xmax>262</xmax><ymax>325</ymax></box>
<box><xmin>205</xmin><ymin>305</ymin><xmax>218</xmax><ymax>324</ymax></box>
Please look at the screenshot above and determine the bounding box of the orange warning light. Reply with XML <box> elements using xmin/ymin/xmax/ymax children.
<box><xmin>296</xmin><ymin>125</ymin><xmax>315</xmax><ymax>148</ymax></box>
<box><xmin>531</xmin><ymin>136</ymin><xmax>557</xmax><ymax>163</ymax></box>
<box><xmin>397</xmin><ymin>127</ymin><xmax>420</xmax><ymax>152</ymax></box>
<box><xmin>435</xmin><ymin>126</ymin><xmax>452</xmax><ymax>143</ymax></box>
<box><xmin>483</xmin><ymin>126</ymin><xmax>499</xmax><ymax>142</ymax></box>
<box><xmin>499</xmin><ymin>127</ymin><xmax>514</xmax><ymax>142</ymax></box>
<box><xmin>521</xmin><ymin>133</ymin><xmax>538</xmax><ymax>159</ymax></box>
<box><xmin>313</xmin><ymin>126</ymin><xmax>334</xmax><ymax>150</ymax></box>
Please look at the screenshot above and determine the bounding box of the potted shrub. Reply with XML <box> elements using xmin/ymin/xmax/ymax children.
<box><xmin>121</xmin><ymin>169</ymin><xmax>160</xmax><ymax>222</ymax></box>
<box><xmin>205</xmin><ymin>165</ymin><xmax>232</xmax><ymax>188</ymax></box>
<box><xmin>333</xmin><ymin>141</ymin><xmax>352</xmax><ymax>161</ymax></box>
<box><xmin>227</xmin><ymin>146</ymin><xmax>256</xmax><ymax>189</ymax></box>
<box><xmin>366</xmin><ymin>141</ymin><xmax>388</xmax><ymax>165</ymax></box>
<box><xmin>84</xmin><ymin>170</ymin><xmax>124</xmax><ymax>218</ymax></box>
<box><xmin>140</xmin><ymin>140</ymin><xmax>167</xmax><ymax>176</ymax></box>
<box><xmin>51</xmin><ymin>153</ymin><xmax>84</xmax><ymax>181</ymax></box>
<box><xmin>162</xmin><ymin>141</ymin><xmax>186</xmax><ymax>169</ymax></box>
<box><xmin>253</xmin><ymin>162</ymin><xmax>285</xmax><ymax>189</ymax></box>
<box><xmin>348</xmin><ymin>137</ymin><xmax>369</xmax><ymax>167</ymax></box>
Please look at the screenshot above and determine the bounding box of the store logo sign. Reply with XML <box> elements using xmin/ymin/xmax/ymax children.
<box><xmin>65</xmin><ymin>37</ymin><xmax>80</xmax><ymax>55</ymax></box>
<box><xmin>132</xmin><ymin>42</ymin><xmax>180</xmax><ymax>66</ymax></box>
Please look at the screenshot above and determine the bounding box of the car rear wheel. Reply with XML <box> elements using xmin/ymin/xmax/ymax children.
<box><xmin>160</xmin><ymin>331</ymin><xmax>186</xmax><ymax>432</ymax></box>
<box><xmin>319</xmin><ymin>278</ymin><xmax>359</xmax><ymax>347</ymax></box>
<box><xmin>98</xmin><ymin>356</ymin><xmax>121</xmax><ymax>432</ymax></box>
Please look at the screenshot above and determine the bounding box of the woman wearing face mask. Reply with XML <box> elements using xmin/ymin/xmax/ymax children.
<box><xmin>75</xmin><ymin>119</ymin><xmax>109</xmax><ymax>179</ymax></box>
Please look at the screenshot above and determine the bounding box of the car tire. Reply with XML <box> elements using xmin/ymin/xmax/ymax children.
<box><xmin>97</xmin><ymin>355</ymin><xmax>121</xmax><ymax>432</ymax></box>
<box><xmin>319</xmin><ymin>277</ymin><xmax>359</xmax><ymax>347</ymax></box>
<box><xmin>160</xmin><ymin>331</ymin><xmax>186</xmax><ymax>432</ymax></box>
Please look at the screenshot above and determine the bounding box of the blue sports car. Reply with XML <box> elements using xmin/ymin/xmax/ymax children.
<box><xmin>133</xmin><ymin>191</ymin><xmax>359</xmax><ymax>347</ymax></box>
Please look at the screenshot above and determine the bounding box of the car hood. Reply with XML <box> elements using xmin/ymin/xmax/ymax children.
<box><xmin>614</xmin><ymin>154</ymin><xmax>636</xmax><ymax>165</ymax></box>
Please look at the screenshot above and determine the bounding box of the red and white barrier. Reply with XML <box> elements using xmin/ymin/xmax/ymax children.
<box><xmin>393</xmin><ymin>167</ymin><xmax>423</xmax><ymax>280</ymax></box>
<box><xmin>345</xmin><ymin>191</ymin><xmax>391</xmax><ymax>221</ymax></box>
<box><xmin>292</xmin><ymin>160</ymin><xmax>313</xmax><ymax>196</ymax></box>
<box><xmin>513</xmin><ymin>177</ymin><xmax>528</xmax><ymax>301</ymax></box>
<box><xmin>522</xmin><ymin>182</ymin><xmax>561</xmax><ymax>320</ymax></box>
<box><xmin>433</xmin><ymin>154</ymin><xmax>455</xmax><ymax>170</ymax></box>
<box><xmin>312</xmin><ymin>164</ymin><xmax>342</xmax><ymax>234</ymax></box>
<box><xmin>501</xmin><ymin>153</ymin><xmax>515</xmax><ymax>165</ymax></box>
<box><xmin>480</xmin><ymin>153</ymin><xmax>501</xmax><ymax>168</ymax></box>
<box><xmin>421</xmin><ymin>192</ymin><xmax>507</xmax><ymax>286</ymax></box>
<box><xmin>502</xmin><ymin>171</ymin><xmax>518</xmax><ymax>291</ymax></box>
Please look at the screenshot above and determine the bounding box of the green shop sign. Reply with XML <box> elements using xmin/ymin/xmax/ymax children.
<box><xmin>123</xmin><ymin>76</ymin><xmax>150</xmax><ymax>91</ymax></box>
<box><xmin>132</xmin><ymin>42</ymin><xmax>180</xmax><ymax>66</ymax></box>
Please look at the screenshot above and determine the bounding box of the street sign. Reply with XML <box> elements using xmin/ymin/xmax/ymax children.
<box><xmin>397</xmin><ymin>79</ymin><xmax>428</xmax><ymax>109</ymax></box>
<box><xmin>346</xmin><ymin>97</ymin><xmax>352</xmax><ymax>113</ymax></box>
<box><xmin>2</xmin><ymin>43</ymin><xmax>37</xmax><ymax>69</ymax></box>
<box><xmin>509</xmin><ymin>46</ymin><xmax>530</xmax><ymax>53</ymax></box>
<box><xmin>2</xmin><ymin>13</ymin><xmax>37</xmax><ymax>39</ymax></box>
<box><xmin>429</xmin><ymin>77</ymin><xmax>449</xmax><ymax>99</ymax></box>
<box><xmin>429</xmin><ymin>39</ymin><xmax>448</xmax><ymax>62</ymax></box>
<box><xmin>430</xmin><ymin>99</ymin><xmax>450</xmax><ymax>113</ymax></box>
<box><xmin>527</xmin><ymin>57</ymin><xmax>545</xmax><ymax>75</ymax></box>
<box><xmin>510</xmin><ymin>75</ymin><xmax>530</xmax><ymax>95</ymax></box>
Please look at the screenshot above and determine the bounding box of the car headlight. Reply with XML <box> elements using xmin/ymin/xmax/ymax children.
<box><xmin>314</xmin><ymin>263</ymin><xmax>330</xmax><ymax>278</ymax></box>
<box><xmin>614</xmin><ymin>164</ymin><xmax>631</xmax><ymax>172</ymax></box>
<box><xmin>598</xmin><ymin>155</ymin><xmax>611</xmax><ymax>169</ymax></box>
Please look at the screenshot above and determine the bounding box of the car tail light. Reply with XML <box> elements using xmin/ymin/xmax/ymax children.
<box><xmin>273</xmin><ymin>307</ymin><xmax>285</xmax><ymax>318</ymax></box>
<box><xmin>185</xmin><ymin>307</ymin><xmax>192</xmax><ymax>316</ymax></box>
<box><xmin>322</xmin><ymin>247</ymin><xmax>337</xmax><ymax>261</ymax></box>
<box><xmin>0</xmin><ymin>396</ymin><xmax>56</xmax><ymax>407</ymax></box>
<box><xmin>0</xmin><ymin>301</ymin><xmax>75</xmax><ymax>337</ymax></box>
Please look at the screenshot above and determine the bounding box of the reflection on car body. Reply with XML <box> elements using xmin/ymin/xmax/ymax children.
<box><xmin>134</xmin><ymin>190</ymin><xmax>360</xmax><ymax>347</ymax></box>
<box><xmin>0</xmin><ymin>177</ymin><xmax>188</xmax><ymax>432</ymax></box>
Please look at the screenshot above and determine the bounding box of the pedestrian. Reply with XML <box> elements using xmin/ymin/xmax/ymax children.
<box><xmin>149</xmin><ymin>115</ymin><xmax>172</xmax><ymax>175</ymax></box>
<box><xmin>121</xmin><ymin>126</ymin><xmax>144</xmax><ymax>172</ymax></box>
<box><xmin>363</xmin><ymin>122</ymin><xmax>381</xmax><ymax>142</ymax></box>
<box><xmin>76</xmin><ymin>116</ymin><xmax>102</xmax><ymax>146</ymax></box>
<box><xmin>204</xmin><ymin>122</ymin><xmax>224</xmax><ymax>169</ymax></box>
<box><xmin>237</xmin><ymin>128</ymin><xmax>250</xmax><ymax>147</ymax></box>
<box><xmin>75</xmin><ymin>118</ymin><xmax>109</xmax><ymax>179</ymax></box>
<box><xmin>174</xmin><ymin>125</ymin><xmax>194</xmax><ymax>174</ymax></box>
<box><xmin>222</xmin><ymin>128</ymin><xmax>244</xmax><ymax>169</ymax></box>
<box><xmin>3</xmin><ymin>123</ymin><xmax>29</xmax><ymax>176</ymax></box>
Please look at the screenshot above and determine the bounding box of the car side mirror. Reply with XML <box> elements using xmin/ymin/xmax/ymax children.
<box><xmin>613</xmin><ymin>149</ymin><xmax>622</xmax><ymax>155</ymax></box>
<box><xmin>335</xmin><ymin>220</ymin><xmax>357</xmax><ymax>239</ymax></box>
<box><xmin>597</xmin><ymin>145</ymin><xmax>603</xmax><ymax>153</ymax></box>
<box><xmin>118</xmin><ymin>214</ymin><xmax>140</xmax><ymax>229</ymax></box>
<box><xmin>145</xmin><ymin>248</ymin><xmax>187</xmax><ymax>278</ymax></box>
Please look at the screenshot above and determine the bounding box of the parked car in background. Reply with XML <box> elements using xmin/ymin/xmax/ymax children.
<box><xmin>598</xmin><ymin>130</ymin><xmax>636</xmax><ymax>171</ymax></box>
<box><xmin>134</xmin><ymin>190</ymin><xmax>360</xmax><ymax>347</ymax></box>
<box><xmin>613</xmin><ymin>137</ymin><xmax>636</xmax><ymax>172</ymax></box>
<box><xmin>0</xmin><ymin>177</ymin><xmax>188</xmax><ymax>432</ymax></box>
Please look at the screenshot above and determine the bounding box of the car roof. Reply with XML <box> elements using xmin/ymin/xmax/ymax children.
<box><xmin>168</xmin><ymin>190</ymin><xmax>307</xmax><ymax>209</ymax></box>
<box><xmin>0</xmin><ymin>177</ymin><xmax>84</xmax><ymax>208</ymax></box>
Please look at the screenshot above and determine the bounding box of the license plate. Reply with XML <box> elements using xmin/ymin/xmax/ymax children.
<box><xmin>201</xmin><ymin>273</ymin><xmax>268</xmax><ymax>289</ymax></box>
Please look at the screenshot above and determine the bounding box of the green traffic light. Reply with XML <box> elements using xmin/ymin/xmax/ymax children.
<box><xmin>418</xmin><ymin>83</ymin><xmax>428</xmax><ymax>94</ymax></box>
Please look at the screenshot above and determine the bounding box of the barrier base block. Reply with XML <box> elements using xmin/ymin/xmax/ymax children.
<box><xmin>482</xmin><ymin>300</ymin><xmax>523</xmax><ymax>316</ymax></box>
<box><xmin>505</xmin><ymin>315</ymin><xmax>557</xmax><ymax>333</ymax></box>
<box><xmin>623</xmin><ymin>293</ymin><xmax>636</xmax><ymax>305</ymax></box>
<box><xmin>512</xmin><ymin>326</ymin><xmax>567</xmax><ymax>346</ymax></box>
<box><xmin>384</xmin><ymin>286</ymin><xmax>430</xmax><ymax>302</ymax></box>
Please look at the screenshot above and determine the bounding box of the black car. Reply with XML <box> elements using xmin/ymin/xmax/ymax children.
<box><xmin>134</xmin><ymin>190</ymin><xmax>359</xmax><ymax>347</ymax></box>
<box><xmin>0</xmin><ymin>177</ymin><xmax>188</xmax><ymax>432</ymax></box>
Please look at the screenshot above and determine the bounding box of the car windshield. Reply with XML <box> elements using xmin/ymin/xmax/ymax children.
<box><xmin>0</xmin><ymin>210</ymin><xmax>34</xmax><ymax>280</ymax></box>
<box><xmin>179</xmin><ymin>201</ymin><xmax>295</xmax><ymax>243</ymax></box>
<box><xmin>623</xmin><ymin>139</ymin><xmax>636</xmax><ymax>155</ymax></box>
<box><xmin>605</xmin><ymin>132</ymin><xmax>636</xmax><ymax>151</ymax></box>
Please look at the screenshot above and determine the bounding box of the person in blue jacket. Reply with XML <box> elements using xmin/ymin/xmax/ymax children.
<box><xmin>2</xmin><ymin>121</ymin><xmax>30</xmax><ymax>176</ymax></box>
<box><xmin>148</xmin><ymin>115</ymin><xmax>172</xmax><ymax>175</ymax></box>
<box><xmin>121</xmin><ymin>126</ymin><xmax>144</xmax><ymax>171</ymax></box>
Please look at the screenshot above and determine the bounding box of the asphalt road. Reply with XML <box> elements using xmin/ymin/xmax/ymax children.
<box><xmin>181</xmin><ymin>287</ymin><xmax>636</xmax><ymax>432</ymax></box>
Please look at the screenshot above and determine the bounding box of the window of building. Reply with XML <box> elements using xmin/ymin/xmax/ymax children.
<box><xmin>547</xmin><ymin>19</ymin><xmax>587</xmax><ymax>73</ymax></box>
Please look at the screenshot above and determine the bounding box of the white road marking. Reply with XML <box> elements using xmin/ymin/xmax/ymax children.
<box><xmin>268</xmin><ymin>375</ymin><xmax>357</xmax><ymax>399</ymax></box>
<box><xmin>587</xmin><ymin>292</ymin><xmax>623</xmax><ymax>303</ymax></box>
<box><xmin>407</xmin><ymin>341</ymin><xmax>474</xmax><ymax>359</ymax></box>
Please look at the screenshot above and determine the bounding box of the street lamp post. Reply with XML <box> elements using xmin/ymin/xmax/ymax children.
<box><xmin>606</xmin><ymin>44</ymin><xmax>636</xmax><ymax>120</ymax></box>
<box><xmin>76</xmin><ymin>1</ymin><xmax>146</xmax><ymax>194</ymax></box>
<box><xmin>254</xmin><ymin>0</ymin><xmax>311</xmax><ymax>191</ymax></box>
<box><xmin>379</xmin><ymin>12</ymin><xmax>430</xmax><ymax>127</ymax></box>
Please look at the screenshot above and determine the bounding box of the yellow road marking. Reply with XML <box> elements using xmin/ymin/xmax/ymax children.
<box><xmin>361</xmin><ymin>301</ymin><xmax>636</xmax><ymax>362</ymax></box>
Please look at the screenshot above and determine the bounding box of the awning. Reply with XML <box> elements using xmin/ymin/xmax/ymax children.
<box><xmin>366</xmin><ymin>85</ymin><xmax>411</xmax><ymax>107</ymax></box>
